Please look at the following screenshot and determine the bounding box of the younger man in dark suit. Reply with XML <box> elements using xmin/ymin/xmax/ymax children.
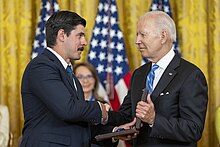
<box><xmin>20</xmin><ymin>11</ymin><xmax>110</xmax><ymax>147</ymax></box>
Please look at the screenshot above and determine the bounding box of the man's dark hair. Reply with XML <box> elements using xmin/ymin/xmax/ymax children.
<box><xmin>46</xmin><ymin>11</ymin><xmax>86</xmax><ymax>48</ymax></box>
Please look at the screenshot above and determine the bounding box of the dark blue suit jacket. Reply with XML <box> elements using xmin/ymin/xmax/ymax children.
<box><xmin>108</xmin><ymin>53</ymin><xmax>208</xmax><ymax>147</ymax></box>
<box><xmin>21</xmin><ymin>49</ymin><xmax>103</xmax><ymax>147</ymax></box>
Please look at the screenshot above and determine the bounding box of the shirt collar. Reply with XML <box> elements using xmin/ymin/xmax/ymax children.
<box><xmin>46</xmin><ymin>47</ymin><xmax>71</xmax><ymax>69</ymax></box>
<box><xmin>154</xmin><ymin>46</ymin><xmax>175</xmax><ymax>69</ymax></box>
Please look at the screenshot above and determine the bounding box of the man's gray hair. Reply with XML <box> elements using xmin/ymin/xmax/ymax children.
<box><xmin>145</xmin><ymin>11</ymin><xmax>177</xmax><ymax>42</ymax></box>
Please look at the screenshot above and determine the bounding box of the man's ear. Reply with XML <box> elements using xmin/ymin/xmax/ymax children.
<box><xmin>160</xmin><ymin>30</ymin><xmax>167</xmax><ymax>44</ymax></box>
<box><xmin>57</xmin><ymin>29</ymin><xmax>65</xmax><ymax>42</ymax></box>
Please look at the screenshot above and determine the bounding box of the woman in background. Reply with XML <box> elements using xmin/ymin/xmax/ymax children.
<box><xmin>74</xmin><ymin>62</ymin><xmax>116</xmax><ymax>147</ymax></box>
<box><xmin>74</xmin><ymin>62</ymin><xmax>106</xmax><ymax>103</ymax></box>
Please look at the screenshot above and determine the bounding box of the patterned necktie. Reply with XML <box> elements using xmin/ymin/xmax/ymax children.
<box><xmin>66</xmin><ymin>65</ymin><xmax>73</xmax><ymax>79</ymax></box>
<box><xmin>66</xmin><ymin>65</ymin><xmax>78</xmax><ymax>91</ymax></box>
<box><xmin>146</xmin><ymin>64</ymin><xmax>159</xmax><ymax>94</ymax></box>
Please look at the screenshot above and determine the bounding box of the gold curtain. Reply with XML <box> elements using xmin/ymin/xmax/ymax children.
<box><xmin>0</xmin><ymin>0</ymin><xmax>219</xmax><ymax>146</ymax></box>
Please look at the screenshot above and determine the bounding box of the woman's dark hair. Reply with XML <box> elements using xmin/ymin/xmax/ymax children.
<box><xmin>46</xmin><ymin>11</ymin><xmax>86</xmax><ymax>48</ymax></box>
<box><xmin>73</xmin><ymin>62</ymin><xmax>103</xmax><ymax>102</ymax></box>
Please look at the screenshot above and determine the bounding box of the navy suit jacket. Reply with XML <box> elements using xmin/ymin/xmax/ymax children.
<box><xmin>108</xmin><ymin>53</ymin><xmax>208</xmax><ymax>147</ymax></box>
<box><xmin>21</xmin><ymin>49</ymin><xmax>103</xmax><ymax>147</ymax></box>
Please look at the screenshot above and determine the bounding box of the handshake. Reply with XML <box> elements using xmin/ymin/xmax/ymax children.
<box><xmin>100</xmin><ymin>103</ymin><xmax>111</xmax><ymax>124</ymax></box>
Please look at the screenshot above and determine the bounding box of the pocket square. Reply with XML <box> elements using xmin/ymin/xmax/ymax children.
<box><xmin>160</xmin><ymin>93</ymin><xmax>164</xmax><ymax>96</ymax></box>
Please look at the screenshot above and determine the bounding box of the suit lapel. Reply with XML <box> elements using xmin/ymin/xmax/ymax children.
<box><xmin>43</xmin><ymin>49</ymin><xmax>83</xmax><ymax>100</ymax></box>
<box><xmin>72</xmin><ymin>75</ymin><xmax>84</xmax><ymax>99</ymax></box>
<box><xmin>139</xmin><ymin>63</ymin><xmax>151</xmax><ymax>100</ymax></box>
<box><xmin>151</xmin><ymin>54</ymin><xmax>180</xmax><ymax>102</ymax></box>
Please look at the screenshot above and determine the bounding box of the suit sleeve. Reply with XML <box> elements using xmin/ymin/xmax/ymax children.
<box><xmin>149</xmin><ymin>69</ymin><xmax>208</xmax><ymax>142</ymax></box>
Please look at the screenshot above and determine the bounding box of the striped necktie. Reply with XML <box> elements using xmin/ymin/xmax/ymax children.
<box><xmin>146</xmin><ymin>64</ymin><xmax>159</xmax><ymax>94</ymax></box>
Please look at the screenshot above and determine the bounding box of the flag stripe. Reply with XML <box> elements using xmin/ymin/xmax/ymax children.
<box><xmin>123</xmin><ymin>72</ymin><xmax>131</xmax><ymax>88</ymax></box>
<box><xmin>115</xmin><ymin>79</ymin><xmax>128</xmax><ymax>103</ymax></box>
<box><xmin>110</xmin><ymin>89</ymin><xmax>121</xmax><ymax>111</ymax></box>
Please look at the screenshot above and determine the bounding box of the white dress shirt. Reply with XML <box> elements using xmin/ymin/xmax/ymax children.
<box><xmin>152</xmin><ymin>47</ymin><xmax>175</xmax><ymax>90</ymax></box>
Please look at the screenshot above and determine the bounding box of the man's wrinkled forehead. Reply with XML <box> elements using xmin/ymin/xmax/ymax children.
<box><xmin>138</xmin><ymin>14</ymin><xmax>155</xmax><ymax>25</ymax></box>
<box><xmin>137</xmin><ymin>16</ymin><xmax>155</xmax><ymax>31</ymax></box>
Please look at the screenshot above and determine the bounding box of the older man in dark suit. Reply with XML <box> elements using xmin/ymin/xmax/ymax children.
<box><xmin>108</xmin><ymin>11</ymin><xmax>208</xmax><ymax>147</ymax></box>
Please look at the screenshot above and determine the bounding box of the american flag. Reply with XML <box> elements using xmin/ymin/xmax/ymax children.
<box><xmin>88</xmin><ymin>0</ymin><xmax>131</xmax><ymax>112</ymax></box>
<box><xmin>31</xmin><ymin>0</ymin><xmax>59</xmax><ymax>59</ymax></box>
<box><xmin>142</xmin><ymin>0</ymin><xmax>180</xmax><ymax>64</ymax></box>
